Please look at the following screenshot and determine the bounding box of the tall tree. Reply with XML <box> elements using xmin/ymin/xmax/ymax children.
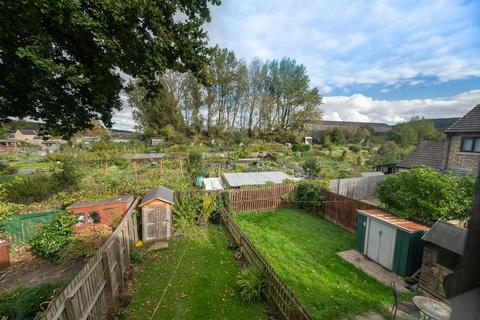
<box><xmin>0</xmin><ymin>0</ymin><xmax>220</xmax><ymax>137</ymax></box>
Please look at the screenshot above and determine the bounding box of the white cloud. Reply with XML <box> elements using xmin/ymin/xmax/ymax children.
<box><xmin>322</xmin><ymin>89</ymin><xmax>480</xmax><ymax>124</ymax></box>
<box><xmin>206</xmin><ymin>0</ymin><xmax>480</xmax><ymax>89</ymax></box>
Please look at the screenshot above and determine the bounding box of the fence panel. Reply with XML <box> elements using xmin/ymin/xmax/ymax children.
<box><xmin>228</xmin><ymin>184</ymin><xmax>295</xmax><ymax>212</ymax></box>
<box><xmin>42</xmin><ymin>197</ymin><xmax>140</xmax><ymax>320</ymax></box>
<box><xmin>328</xmin><ymin>175</ymin><xmax>386</xmax><ymax>199</ymax></box>
<box><xmin>220</xmin><ymin>209</ymin><xmax>313</xmax><ymax>320</ymax></box>
<box><xmin>322</xmin><ymin>191</ymin><xmax>382</xmax><ymax>233</ymax></box>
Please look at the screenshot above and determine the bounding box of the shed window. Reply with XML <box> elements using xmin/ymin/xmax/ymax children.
<box><xmin>460</xmin><ymin>137</ymin><xmax>480</xmax><ymax>153</ymax></box>
<box><xmin>88</xmin><ymin>211</ymin><xmax>101</xmax><ymax>224</ymax></box>
<box><xmin>437</xmin><ymin>247</ymin><xmax>460</xmax><ymax>271</ymax></box>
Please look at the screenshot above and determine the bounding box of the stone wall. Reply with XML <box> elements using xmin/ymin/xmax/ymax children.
<box><xmin>445</xmin><ymin>134</ymin><xmax>480</xmax><ymax>173</ymax></box>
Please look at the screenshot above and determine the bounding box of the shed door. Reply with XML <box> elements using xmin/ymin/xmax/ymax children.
<box><xmin>366</xmin><ymin>219</ymin><xmax>396</xmax><ymax>269</ymax></box>
<box><xmin>142</xmin><ymin>205</ymin><xmax>171</xmax><ymax>242</ymax></box>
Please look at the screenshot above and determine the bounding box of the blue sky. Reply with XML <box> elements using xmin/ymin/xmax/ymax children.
<box><xmin>113</xmin><ymin>0</ymin><xmax>480</xmax><ymax>129</ymax></box>
<box><xmin>204</xmin><ymin>0</ymin><xmax>480</xmax><ymax>123</ymax></box>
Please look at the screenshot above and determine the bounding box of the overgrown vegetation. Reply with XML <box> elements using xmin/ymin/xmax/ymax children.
<box><xmin>377</xmin><ymin>166</ymin><xmax>476</xmax><ymax>224</ymax></box>
<box><xmin>294</xmin><ymin>180</ymin><xmax>329</xmax><ymax>211</ymax></box>
<box><xmin>236</xmin><ymin>267</ymin><xmax>266</xmax><ymax>304</ymax></box>
<box><xmin>30</xmin><ymin>213</ymin><xmax>76</xmax><ymax>258</ymax></box>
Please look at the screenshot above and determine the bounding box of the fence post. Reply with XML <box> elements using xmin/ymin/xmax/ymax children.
<box><xmin>102</xmin><ymin>250</ymin><xmax>114</xmax><ymax>304</ymax></box>
<box><xmin>64</xmin><ymin>296</ymin><xmax>76</xmax><ymax>320</ymax></box>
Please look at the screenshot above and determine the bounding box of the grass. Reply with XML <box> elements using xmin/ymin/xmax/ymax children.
<box><xmin>124</xmin><ymin>225</ymin><xmax>267</xmax><ymax>320</ymax></box>
<box><xmin>233</xmin><ymin>209</ymin><xmax>396</xmax><ymax>319</ymax></box>
<box><xmin>9</xmin><ymin>162</ymin><xmax>53</xmax><ymax>170</ymax></box>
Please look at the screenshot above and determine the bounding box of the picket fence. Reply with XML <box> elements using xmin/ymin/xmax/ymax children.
<box><xmin>42</xmin><ymin>197</ymin><xmax>140</xmax><ymax>320</ymax></box>
<box><xmin>220</xmin><ymin>209</ymin><xmax>314</xmax><ymax>320</ymax></box>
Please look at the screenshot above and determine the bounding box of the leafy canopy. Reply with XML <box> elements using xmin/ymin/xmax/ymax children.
<box><xmin>377</xmin><ymin>166</ymin><xmax>476</xmax><ymax>224</ymax></box>
<box><xmin>0</xmin><ymin>0</ymin><xmax>220</xmax><ymax>137</ymax></box>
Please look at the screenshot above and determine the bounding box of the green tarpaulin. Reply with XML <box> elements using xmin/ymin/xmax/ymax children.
<box><xmin>5</xmin><ymin>210</ymin><xmax>64</xmax><ymax>244</ymax></box>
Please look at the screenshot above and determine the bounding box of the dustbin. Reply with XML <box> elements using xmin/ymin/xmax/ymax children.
<box><xmin>0</xmin><ymin>239</ymin><xmax>10</xmax><ymax>269</ymax></box>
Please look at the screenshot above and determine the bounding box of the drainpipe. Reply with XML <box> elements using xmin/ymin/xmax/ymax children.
<box><xmin>444</xmin><ymin>133</ymin><xmax>452</xmax><ymax>171</ymax></box>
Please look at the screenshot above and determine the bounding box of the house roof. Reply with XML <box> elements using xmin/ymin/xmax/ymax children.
<box><xmin>445</xmin><ymin>105</ymin><xmax>480</xmax><ymax>133</ymax></box>
<box><xmin>357</xmin><ymin>209</ymin><xmax>429</xmax><ymax>233</ymax></box>
<box><xmin>397</xmin><ymin>140</ymin><xmax>446</xmax><ymax>170</ymax></box>
<box><xmin>222</xmin><ymin>171</ymin><xmax>296</xmax><ymax>187</ymax></box>
<box><xmin>422</xmin><ymin>221</ymin><xmax>467</xmax><ymax>255</ymax></box>
<box><xmin>66</xmin><ymin>195</ymin><xmax>134</xmax><ymax>210</ymax></box>
<box><xmin>140</xmin><ymin>186</ymin><xmax>175</xmax><ymax>207</ymax></box>
<box><xmin>17</xmin><ymin>129</ymin><xmax>37</xmax><ymax>136</ymax></box>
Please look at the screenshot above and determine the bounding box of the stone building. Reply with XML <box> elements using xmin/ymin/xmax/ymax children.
<box><xmin>397</xmin><ymin>105</ymin><xmax>480</xmax><ymax>175</ymax></box>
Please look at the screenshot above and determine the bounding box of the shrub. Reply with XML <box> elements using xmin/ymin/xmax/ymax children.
<box><xmin>236</xmin><ymin>267</ymin><xmax>266</xmax><ymax>304</ymax></box>
<box><xmin>294</xmin><ymin>180</ymin><xmax>329</xmax><ymax>211</ymax></box>
<box><xmin>186</xmin><ymin>151</ymin><xmax>204</xmax><ymax>178</ymax></box>
<box><xmin>31</xmin><ymin>213</ymin><xmax>76</xmax><ymax>258</ymax></box>
<box><xmin>53</xmin><ymin>158</ymin><xmax>81</xmax><ymax>187</ymax></box>
<box><xmin>200</xmin><ymin>193</ymin><xmax>216</xmax><ymax>223</ymax></box>
<box><xmin>130</xmin><ymin>250</ymin><xmax>146</xmax><ymax>264</ymax></box>
<box><xmin>292</xmin><ymin>144</ymin><xmax>310</xmax><ymax>153</ymax></box>
<box><xmin>173</xmin><ymin>193</ymin><xmax>202</xmax><ymax>228</ymax></box>
<box><xmin>0</xmin><ymin>284</ymin><xmax>58</xmax><ymax>319</ymax></box>
<box><xmin>56</xmin><ymin>225</ymin><xmax>112</xmax><ymax>262</ymax></box>
<box><xmin>377</xmin><ymin>166</ymin><xmax>476</xmax><ymax>224</ymax></box>
<box><xmin>302</xmin><ymin>156</ymin><xmax>320</xmax><ymax>178</ymax></box>
<box><xmin>349</xmin><ymin>145</ymin><xmax>361</xmax><ymax>153</ymax></box>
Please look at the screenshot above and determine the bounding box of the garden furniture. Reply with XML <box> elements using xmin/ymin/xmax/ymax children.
<box><xmin>412</xmin><ymin>295</ymin><xmax>451</xmax><ymax>320</ymax></box>
<box><xmin>391</xmin><ymin>281</ymin><xmax>420</xmax><ymax>319</ymax></box>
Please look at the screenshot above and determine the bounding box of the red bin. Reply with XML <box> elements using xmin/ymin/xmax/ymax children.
<box><xmin>0</xmin><ymin>240</ymin><xmax>10</xmax><ymax>269</ymax></box>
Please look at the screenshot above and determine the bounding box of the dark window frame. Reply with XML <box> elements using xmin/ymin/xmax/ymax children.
<box><xmin>460</xmin><ymin>137</ymin><xmax>480</xmax><ymax>153</ymax></box>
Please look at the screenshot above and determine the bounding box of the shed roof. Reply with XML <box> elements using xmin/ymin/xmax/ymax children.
<box><xmin>66</xmin><ymin>195</ymin><xmax>134</xmax><ymax>210</ymax></box>
<box><xmin>222</xmin><ymin>171</ymin><xmax>295</xmax><ymax>187</ymax></box>
<box><xmin>397</xmin><ymin>140</ymin><xmax>446</xmax><ymax>170</ymax></box>
<box><xmin>357</xmin><ymin>209</ymin><xmax>429</xmax><ymax>233</ymax></box>
<box><xmin>445</xmin><ymin>105</ymin><xmax>480</xmax><ymax>133</ymax></box>
<box><xmin>360</xmin><ymin>172</ymin><xmax>384</xmax><ymax>177</ymax></box>
<box><xmin>422</xmin><ymin>221</ymin><xmax>467</xmax><ymax>255</ymax></box>
<box><xmin>140</xmin><ymin>186</ymin><xmax>175</xmax><ymax>207</ymax></box>
<box><xmin>123</xmin><ymin>153</ymin><xmax>165</xmax><ymax>160</ymax></box>
<box><xmin>204</xmin><ymin>178</ymin><xmax>224</xmax><ymax>191</ymax></box>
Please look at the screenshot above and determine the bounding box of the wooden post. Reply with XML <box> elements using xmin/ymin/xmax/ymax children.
<box><xmin>102</xmin><ymin>250</ymin><xmax>114</xmax><ymax>304</ymax></box>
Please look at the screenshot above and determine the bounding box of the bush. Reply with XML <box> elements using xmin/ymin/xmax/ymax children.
<box><xmin>302</xmin><ymin>156</ymin><xmax>320</xmax><ymax>178</ymax></box>
<box><xmin>0</xmin><ymin>283</ymin><xmax>58</xmax><ymax>320</ymax></box>
<box><xmin>173</xmin><ymin>193</ymin><xmax>202</xmax><ymax>228</ymax></box>
<box><xmin>130</xmin><ymin>250</ymin><xmax>146</xmax><ymax>264</ymax></box>
<box><xmin>186</xmin><ymin>151</ymin><xmax>204</xmax><ymax>178</ymax></box>
<box><xmin>236</xmin><ymin>267</ymin><xmax>266</xmax><ymax>304</ymax></box>
<box><xmin>291</xmin><ymin>144</ymin><xmax>310</xmax><ymax>153</ymax></box>
<box><xmin>200</xmin><ymin>193</ymin><xmax>216</xmax><ymax>223</ymax></box>
<box><xmin>56</xmin><ymin>225</ymin><xmax>112</xmax><ymax>262</ymax></box>
<box><xmin>294</xmin><ymin>180</ymin><xmax>329</xmax><ymax>211</ymax></box>
<box><xmin>31</xmin><ymin>213</ymin><xmax>77</xmax><ymax>258</ymax></box>
<box><xmin>377</xmin><ymin>166</ymin><xmax>476</xmax><ymax>224</ymax></box>
<box><xmin>53</xmin><ymin>158</ymin><xmax>81</xmax><ymax>187</ymax></box>
<box><xmin>348</xmin><ymin>145</ymin><xmax>361</xmax><ymax>153</ymax></box>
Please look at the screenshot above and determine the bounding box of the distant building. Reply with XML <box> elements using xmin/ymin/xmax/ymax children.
<box><xmin>397</xmin><ymin>105</ymin><xmax>480</xmax><ymax>175</ymax></box>
<box><xmin>14</xmin><ymin>129</ymin><xmax>38</xmax><ymax>142</ymax></box>
<box><xmin>304</xmin><ymin>120</ymin><xmax>391</xmax><ymax>141</ymax></box>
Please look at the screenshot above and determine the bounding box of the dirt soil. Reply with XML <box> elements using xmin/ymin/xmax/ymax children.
<box><xmin>0</xmin><ymin>245</ymin><xmax>83</xmax><ymax>290</ymax></box>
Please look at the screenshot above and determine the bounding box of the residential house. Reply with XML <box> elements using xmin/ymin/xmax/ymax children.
<box><xmin>397</xmin><ymin>105</ymin><xmax>480</xmax><ymax>175</ymax></box>
<box><xmin>14</xmin><ymin>129</ymin><xmax>38</xmax><ymax>142</ymax></box>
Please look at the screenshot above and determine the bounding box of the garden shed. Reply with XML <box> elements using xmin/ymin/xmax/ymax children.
<box><xmin>139</xmin><ymin>186</ymin><xmax>174</xmax><ymax>242</ymax></box>
<box><xmin>356</xmin><ymin>209</ymin><xmax>429</xmax><ymax>277</ymax></box>
<box><xmin>419</xmin><ymin>221</ymin><xmax>467</xmax><ymax>302</ymax></box>
<box><xmin>66</xmin><ymin>195</ymin><xmax>134</xmax><ymax>230</ymax></box>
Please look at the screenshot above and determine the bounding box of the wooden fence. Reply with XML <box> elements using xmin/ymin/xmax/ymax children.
<box><xmin>322</xmin><ymin>191</ymin><xmax>381</xmax><ymax>233</ymax></box>
<box><xmin>328</xmin><ymin>175</ymin><xmax>386</xmax><ymax>199</ymax></box>
<box><xmin>220</xmin><ymin>209</ymin><xmax>313</xmax><ymax>320</ymax></box>
<box><xmin>228</xmin><ymin>184</ymin><xmax>295</xmax><ymax>212</ymax></box>
<box><xmin>42</xmin><ymin>197</ymin><xmax>140</xmax><ymax>320</ymax></box>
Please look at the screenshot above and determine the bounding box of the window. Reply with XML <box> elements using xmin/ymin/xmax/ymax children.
<box><xmin>460</xmin><ymin>137</ymin><xmax>480</xmax><ymax>153</ymax></box>
<box><xmin>88</xmin><ymin>211</ymin><xmax>101</xmax><ymax>224</ymax></box>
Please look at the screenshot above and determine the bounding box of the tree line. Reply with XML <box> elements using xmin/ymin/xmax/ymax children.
<box><xmin>128</xmin><ymin>46</ymin><xmax>322</xmax><ymax>141</ymax></box>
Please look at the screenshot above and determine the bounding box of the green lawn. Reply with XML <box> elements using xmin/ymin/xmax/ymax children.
<box><xmin>125</xmin><ymin>225</ymin><xmax>267</xmax><ymax>320</ymax></box>
<box><xmin>234</xmin><ymin>209</ymin><xmax>394</xmax><ymax>319</ymax></box>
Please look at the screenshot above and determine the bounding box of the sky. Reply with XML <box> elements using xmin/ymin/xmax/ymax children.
<box><xmin>112</xmin><ymin>0</ymin><xmax>480</xmax><ymax>130</ymax></box>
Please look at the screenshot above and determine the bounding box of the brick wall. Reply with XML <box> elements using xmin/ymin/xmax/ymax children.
<box><xmin>446</xmin><ymin>134</ymin><xmax>480</xmax><ymax>173</ymax></box>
